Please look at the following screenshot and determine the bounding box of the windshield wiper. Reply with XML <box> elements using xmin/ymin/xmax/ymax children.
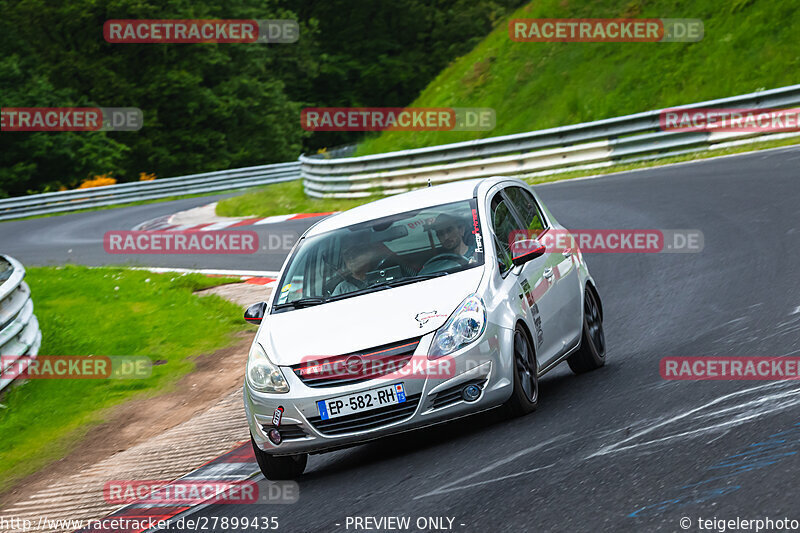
<box><xmin>329</xmin><ymin>272</ymin><xmax>451</xmax><ymax>302</ymax></box>
<box><xmin>274</xmin><ymin>297</ymin><xmax>326</xmax><ymax>309</ymax></box>
<box><xmin>327</xmin><ymin>284</ymin><xmax>394</xmax><ymax>302</ymax></box>
<box><xmin>385</xmin><ymin>271</ymin><xmax>449</xmax><ymax>287</ymax></box>
<box><xmin>320</xmin><ymin>272</ymin><xmax>452</xmax><ymax>304</ymax></box>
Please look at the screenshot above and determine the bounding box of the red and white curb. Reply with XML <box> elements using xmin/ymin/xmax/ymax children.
<box><xmin>73</xmin><ymin>443</ymin><xmax>265</xmax><ymax>533</ymax></box>
<box><xmin>134</xmin><ymin>212</ymin><xmax>335</xmax><ymax>233</ymax></box>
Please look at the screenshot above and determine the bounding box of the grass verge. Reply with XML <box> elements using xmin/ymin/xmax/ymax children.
<box><xmin>0</xmin><ymin>266</ymin><xmax>246</xmax><ymax>495</ymax></box>
<box><xmin>215</xmin><ymin>179</ymin><xmax>379</xmax><ymax>218</ymax></box>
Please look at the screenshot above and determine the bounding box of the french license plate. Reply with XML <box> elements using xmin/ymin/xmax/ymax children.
<box><xmin>317</xmin><ymin>383</ymin><xmax>406</xmax><ymax>421</ymax></box>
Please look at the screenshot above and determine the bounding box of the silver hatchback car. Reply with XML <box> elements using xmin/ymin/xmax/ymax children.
<box><xmin>243</xmin><ymin>177</ymin><xmax>606</xmax><ymax>479</ymax></box>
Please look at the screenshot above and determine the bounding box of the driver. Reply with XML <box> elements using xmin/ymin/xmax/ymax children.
<box><xmin>332</xmin><ymin>243</ymin><xmax>375</xmax><ymax>296</ymax></box>
<box><xmin>432</xmin><ymin>213</ymin><xmax>477</xmax><ymax>263</ymax></box>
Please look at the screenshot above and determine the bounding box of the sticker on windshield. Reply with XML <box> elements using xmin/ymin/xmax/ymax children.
<box><xmin>277</xmin><ymin>284</ymin><xmax>290</xmax><ymax>304</ymax></box>
<box><xmin>471</xmin><ymin>208</ymin><xmax>483</xmax><ymax>253</ymax></box>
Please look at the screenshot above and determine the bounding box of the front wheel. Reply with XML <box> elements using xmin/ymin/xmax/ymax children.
<box><xmin>567</xmin><ymin>287</ymin><xmax>606</xmax><ymax>374</ymax></box>
<box><xmin>251</xmin><ymin>434</ymin><xmax>308</xmax><ymax>480</ymax></box>
<box><xmin>502</xmin><ymin>325</ymin><xmax>539</xmax><ymax>417</ymax></box>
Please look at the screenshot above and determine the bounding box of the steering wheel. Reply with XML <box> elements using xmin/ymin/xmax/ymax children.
<box><xmin>420</xmin><ymin>253</ymin><xmax>469</xmax><ymax>273</ymax></box>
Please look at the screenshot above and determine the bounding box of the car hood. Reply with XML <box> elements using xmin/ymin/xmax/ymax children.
<box><xmin>258</xmin><ymin>268</ymin><xmax>484</xmax><ymax>366</ymax></box>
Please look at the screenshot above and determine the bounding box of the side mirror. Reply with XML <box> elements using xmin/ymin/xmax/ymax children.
<box><xmin>244</xmin><ymin>302</ymin><xmax>268</xmax><ymax>325</ymax></box>
<box><xmin>511</xmin><ymin>239</ymin><xmax>546</xmax><ymax>266</ymax></box>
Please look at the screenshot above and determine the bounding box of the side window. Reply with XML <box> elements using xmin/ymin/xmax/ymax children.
<box><xmin>490</xmin><ymin>193</ymin><xmax>519</xmax><ymax>275</ymax></box>
<box><xmin>505</xmin><ymin>186</ymin><xmax>545</xmax><ymax>235</ymax></box>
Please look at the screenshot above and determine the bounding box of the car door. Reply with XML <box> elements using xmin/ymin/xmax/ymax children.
<box><xmin>504</xmin><ymin>185</ymin><xmax>583</xmax><ymax>361</ymax></box>
<box><xmin>488</xmin><ymin>188</ymin><xmax>561</xmax><ymax>368</ymax></box>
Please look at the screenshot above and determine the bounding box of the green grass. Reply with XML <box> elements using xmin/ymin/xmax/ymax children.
<box><xmin>356</xmin><ymin>0</ymin><xmax>800</xmax><ymax>155</ymax></box>
<box><xmin>215</xmin><ymin>179</ymin><xmax>380</xmax><ymax>218</ymax></box>
<box><xmin>0</xmin><ymin>266</ymin><xmax>246</xmax><ymax>494</ymax></box>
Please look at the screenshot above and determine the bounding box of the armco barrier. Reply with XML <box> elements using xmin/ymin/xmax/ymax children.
<box><xmin>0</xmin><ymin>255</ymin><xmax>41</xmax><ymax>393</ymax></box>
<box><xmin>299</xmin><ymin>84</ymin><xmax>800</xmax><ymax>198</ymax></box>
<box><xmin>0</xmin><ymin>162</ymin><xmax>301</xmax><ymax>222</ymax></box>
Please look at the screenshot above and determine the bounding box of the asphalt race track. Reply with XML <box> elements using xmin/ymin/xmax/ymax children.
<box><xmin>4</xmin><ymin>147</ymin><xmax>800</xmax><ymax>531</ymax></box>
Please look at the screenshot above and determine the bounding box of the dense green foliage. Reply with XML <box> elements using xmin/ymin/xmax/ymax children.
<box><xmin>0</xmin><ymin>0</ymin><xmax>311</xmax><ymax>196</ymax></box>
<box><xmin>0</xmin><ymin>0</ymin><xmax>522</xmax><ymax>197</ymax></box>
<box><xmin>292</xmin><ymin>0</ymin><xmax>523</xmax><ymax>151</ymax></box>
<box><xmin>358</xmin><ymin>0</ymin><xmax>800</xmax><ymax>155</ymax></box>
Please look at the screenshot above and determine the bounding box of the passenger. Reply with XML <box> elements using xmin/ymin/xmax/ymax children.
<box><xmin>432</xmin><ymin>213</ymin><xmax>477</xmax><ymax>262</ymax></box>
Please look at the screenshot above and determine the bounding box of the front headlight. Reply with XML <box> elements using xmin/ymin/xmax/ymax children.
<box><xmin>246</xmin><ymin>342</ymin><xmax>289</xmax><ymax>393</ymax></box>
<box><xmin>429</xmin><ymin>295</ymin><xmax>486</xmax><ymax>359</ymax></box>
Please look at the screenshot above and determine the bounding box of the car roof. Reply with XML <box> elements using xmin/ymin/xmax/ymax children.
<box><xmin>307</xmin><ymin>177</ymin><xmax>512</xmax><ymax>236</ymax></box>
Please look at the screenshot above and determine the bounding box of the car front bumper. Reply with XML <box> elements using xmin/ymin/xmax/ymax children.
<box><xmin>245</xmin><ymin>322</ymin><xmax>515</xmax><ymax>456</ymax></box>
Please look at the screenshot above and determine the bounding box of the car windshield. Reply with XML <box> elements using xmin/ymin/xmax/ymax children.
<box><xmin>273</xmin><ymin>199</ymin><xmax>484</xmax><ymax>310</ymax></box>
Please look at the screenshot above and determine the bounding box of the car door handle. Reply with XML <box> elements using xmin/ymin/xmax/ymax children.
<box><xmin>543</xmin><ymin>267</ymin><xmax>554</xmax><ymax>279</ymax></box>
<box><xmin>562</xmin><ymin>248</ymin><xmax>572</xmax><ymax>257</ymax></box>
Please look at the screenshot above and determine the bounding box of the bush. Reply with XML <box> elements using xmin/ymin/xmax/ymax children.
<box><xmin>77</xmin><ymin>173</ymin><xmax>116</xmax><ymax>189</ymax></box>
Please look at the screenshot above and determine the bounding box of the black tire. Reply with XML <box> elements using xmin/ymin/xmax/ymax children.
<box><xmin>567</xmin><ymin>287</ymin><xmax>606</xmax><ymax>374</ymax></box>
<box><xmin>503</xmin><ymin>325</ymin><xmax>539</xmax><ymax>417</ymax></box>
<box><xmin>251</xmin><ymin>434</ymin><xmax>308</xmax><ymax>480</ymax></box>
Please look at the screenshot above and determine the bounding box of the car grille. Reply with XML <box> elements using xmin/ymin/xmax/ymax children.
<box><xmin>430</xmin><ymin>378</ymin><xmax>487</xmax><ymax>410</ymax></box>
<box><xmin>307</xmin><ymin>393</ymin><xmax>421</xmax><ymax>435</ymax></box>
<box><xmin>291</xmin><ymin>338</ymin><xmax>421</xmax><ymax>388</ymax></box>
<box><xmin>261</xmin><ymin>424</ymin><xmax>307</xmax><ymax>441</ymax></box>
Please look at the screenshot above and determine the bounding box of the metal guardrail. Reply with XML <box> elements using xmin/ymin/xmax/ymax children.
<box><xmin>0</xmin><ymin>255</ymin><xmax>41</xmax><ymax>393</ymax></box>
<box><xmin>0</xmin><ymin>162</ymin><xmax>301</xmax><ymax>222</ymax></box>
<box><xmin>300</xmin><ymin>84</ymin><xmax>800</xmax><ymax>198</ymax></box>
